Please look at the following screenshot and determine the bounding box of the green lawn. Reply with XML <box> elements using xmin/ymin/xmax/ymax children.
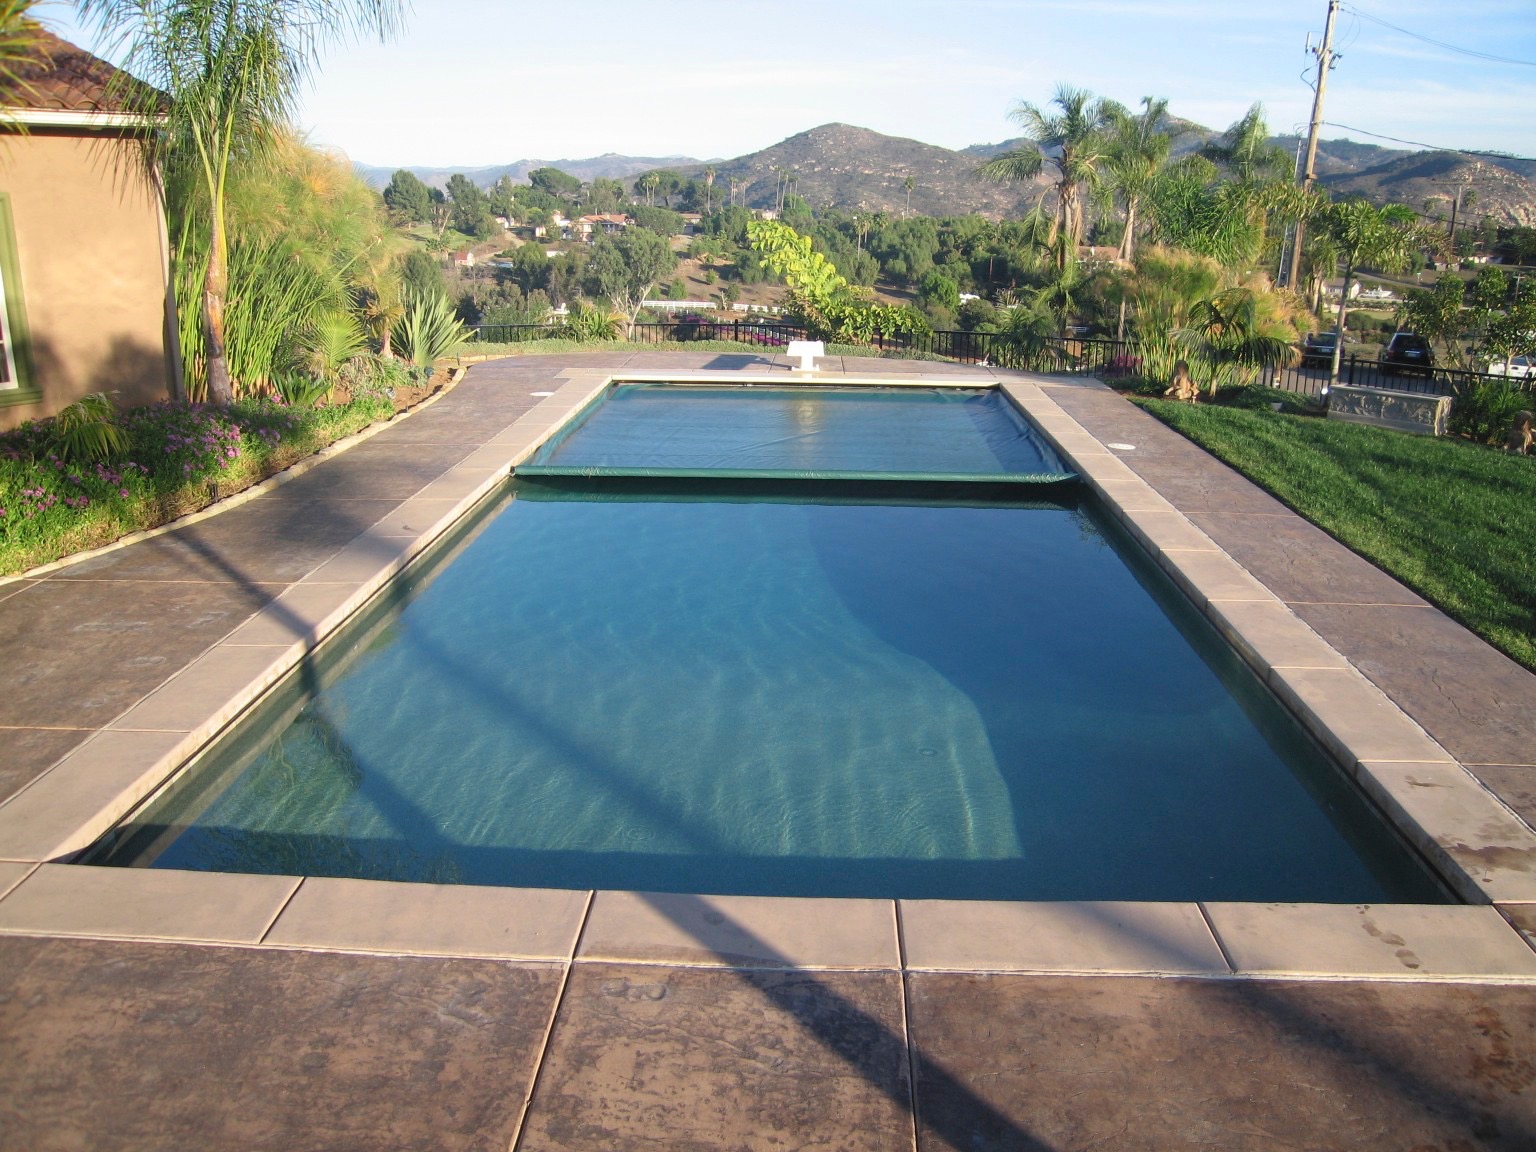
<box><xmin>1134</xmin><ymin>392</ymin><xmax>1536</xmax><ymax>672</ymax></box>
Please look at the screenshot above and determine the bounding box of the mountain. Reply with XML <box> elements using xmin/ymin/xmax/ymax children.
<box><xmin>673</xmin><ymin>123</ymin><xmax>1045</xmax><ymax>218</ymax></box>
<box><xmin>353</xmin><ymin>153</ymin><xmax>706</xmax><ymax>190</ymax></box>
<box><xmin>361</xmin><ymin>125</ymin><xmax>1536</xmax><ymax>226</ymax></box>
<box><xmin>1314</xmin><ymin>151</ymin><xmax>1536</xmax><ymax>227</ymax></box>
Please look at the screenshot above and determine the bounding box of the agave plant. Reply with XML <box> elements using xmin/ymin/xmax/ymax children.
<box><xmin>49</xmin><ymin>392</ymin><xmax>128</xmax><ymax>462</ymax></box>
<box><xmin>559</xmin><ymin>302</ymin><xmax>619</xmax><ymax>342</ymax></box>
<box><xmin>270</xmin><ymin>373</ymin><xmax>334</xmax><ymax>408</ymax></box>
<box><xmin>397</xmin><ymin>289</ymin><xmax>468</xmax><ymax>368</ymax></box>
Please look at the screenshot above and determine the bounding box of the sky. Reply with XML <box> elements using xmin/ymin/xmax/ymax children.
<box><xmin>39</xmin><ymin>0</ymin><xmax>1536</xmax><ymax>169</ymax></box>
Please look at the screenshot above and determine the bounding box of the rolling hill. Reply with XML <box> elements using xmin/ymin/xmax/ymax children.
<box><xmin>361</xmin><ymin>126</ymin><xmax>1536</xmax><ymax>226</ymax></box>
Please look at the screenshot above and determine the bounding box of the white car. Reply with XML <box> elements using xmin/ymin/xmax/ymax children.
<box><xmin>1486</xmin><ymin>356</ymin><xmax>1534</xmax><ymax>379</ymax></box>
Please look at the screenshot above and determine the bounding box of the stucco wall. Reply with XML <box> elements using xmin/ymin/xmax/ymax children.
<box><xmin>0</xmin><ymin>128</ymin><xmax>174</xmax><ymax>428</ymax></box>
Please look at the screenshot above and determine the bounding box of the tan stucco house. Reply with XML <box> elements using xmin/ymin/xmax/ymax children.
<box><xmin>0</xmin><ymin>31</ymin><xmax>177</xmax><ymax>430</ymax></box>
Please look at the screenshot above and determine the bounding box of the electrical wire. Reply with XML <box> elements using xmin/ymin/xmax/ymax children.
<box><xmin>1321</xmin><ymin>122</ymin><xmax>1536</xmax><ymax>164</ymax></box>
<box><xmin>1340</xmin><ymin>3</ymin><xmax>1536</xmax><ymax>68</ymax></box>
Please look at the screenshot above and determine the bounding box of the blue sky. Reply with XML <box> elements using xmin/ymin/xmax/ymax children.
<box><xmin>40</xmin><ymin>0</ymin><xmax>1536</xmax><ymax>168</ymax></box>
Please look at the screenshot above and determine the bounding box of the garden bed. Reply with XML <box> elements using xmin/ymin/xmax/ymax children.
<box><xmin>0</xmin><ymin>386</ymin><xmax>432</xmax><ymax>577</ymax></box>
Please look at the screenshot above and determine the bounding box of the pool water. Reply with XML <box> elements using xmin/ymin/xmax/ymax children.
<box><xmin>522</xmin><ymin>384</ymin><xmax>1075</xmax><ymax>482</ymax></box>
<box><xmin>92</xmin><ymin>477</ymin><xmax>1444</xmax><ymax>902</ymax></box>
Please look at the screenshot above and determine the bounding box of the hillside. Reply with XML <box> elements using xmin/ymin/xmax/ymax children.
<box><xmin>361</xmin><ymin>125</ymin><xmax>1536</xmax><ymax>227</ymax></box>
<box><xmin>1317</xmin><ymin>151</ymin><xmax>1536</xmax><ymax>227</ymax></box>
<box><xmin>354</xmin><ymin>153</ymin><xmax>705</xmax><ymax>190</ymax></box>
<box><xmin>675</xmin><ymin>123</ymin><xmax>1045</xmax><ymax>218</ymax></box>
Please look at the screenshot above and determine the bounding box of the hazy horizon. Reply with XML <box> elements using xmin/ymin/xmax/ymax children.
<box><xmin>39</xmin><ymin>0</ymin><xmax>1536</xmax><ymax>169</ymax></box>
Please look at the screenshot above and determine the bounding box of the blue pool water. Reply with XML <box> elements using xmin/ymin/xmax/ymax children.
<box><xmin>522</xmin><ymin>384</ymin><xmax>1075</xmax><ymax>482</ymax></box>
<box><xmin>94</xmin><ymin>478</ymin><xmax>1443</xmax><ymax>902</ymax></box>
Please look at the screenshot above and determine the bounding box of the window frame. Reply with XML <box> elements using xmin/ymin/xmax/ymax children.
<box><xmin>0</xmin><ymin>192</ymin><xmax>39</xmax><ymax>406</ymax></box>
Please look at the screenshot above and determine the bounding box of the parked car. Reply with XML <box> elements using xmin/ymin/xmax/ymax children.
<box><xmin>1378</xmin><ymin>332</ymin><xmax>1434</xmax><ymax>376</ymax></box>
<box><xmin>1485</xmin><ymin>355</ymin><xmax>1534</xmax><ymax>380</ymax></box>
<box><xmin>1299</xmin><ymin>331</ymin><xmax>1339</xmax><ymax>367</ymax></box>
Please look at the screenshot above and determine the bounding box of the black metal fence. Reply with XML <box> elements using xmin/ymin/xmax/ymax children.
<box><xmin>466</xmin><ymin>319</ymin><xmax>809</xmax><ymax>347</ymax></box>
<box><xmin>464</xmin><ymin>321</ymin><xmax>1532</xmax><ymax>400</ymax></box>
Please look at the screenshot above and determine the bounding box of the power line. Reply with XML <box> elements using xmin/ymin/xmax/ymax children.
<box><xmin>1340</xmin><ymin>4</ymin><xmax>1536</xmax><ymax>68</ymax></box>
<box><xmin>1322</xmin><ymin>122</ymin><xmax>1536</xmax><ymax>164</ymax></box>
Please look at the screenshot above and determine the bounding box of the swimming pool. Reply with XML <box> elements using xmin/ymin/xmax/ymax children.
<box><xmin>87</xmin><ymin>383</ymin><xmax>1444</xmax><ymax>903</ymax></box>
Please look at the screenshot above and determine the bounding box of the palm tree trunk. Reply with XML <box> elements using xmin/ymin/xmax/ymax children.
<box><xmin>1120</xmin><ymin>198</ymin><xmax>1138</xmax><ymax>261</ymax></box>
<box><xmin>204</xmin><ymin>204</ymin><xmax>235</xmax><ymax>404</ymax></box>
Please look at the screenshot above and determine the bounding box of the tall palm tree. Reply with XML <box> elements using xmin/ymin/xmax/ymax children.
<box><xmin>80</xmin><ymin>0</ymin><xmax>404</xmax><ymax>403</ymax></box>
<box><xmin>702</xmin><ymin>165</ymin><xmax>715</xmax><ymax>214</ymax></box>
<box><xmin>1104</xmin><ymin>96</ymin><xmax>1178</xmax><ymax>263</ymax></box>
<box><xmin>1316</xmin><ymin>199</ymin><xmax>1421</xmax><ymax>388</ymax></box>
<box><xmin>979</xmin><ymin>85</ymin><xmax>1116</xmax><ymax>271</ymax></box>
<box><xmin>902</xmin><ymin>174</ymin><xmax>915</xmax><ymax>217</ymax></box>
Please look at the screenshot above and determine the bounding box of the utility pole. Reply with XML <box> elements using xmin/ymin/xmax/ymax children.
<box><xmin>1286</xmin><ymin>0</ymin><xmax>1341</xmax><ymax>292</ymax></box>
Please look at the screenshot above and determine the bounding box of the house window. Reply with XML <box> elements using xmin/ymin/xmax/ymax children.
<box><xmin>0</xmin><ymin>259</ymin><xmax>17</xmax><ymax>389</ymax></box>
<box><xmin>0</xmin><ymin>192</ymin><xmax>34</xmax><ymax>398</ymax></box>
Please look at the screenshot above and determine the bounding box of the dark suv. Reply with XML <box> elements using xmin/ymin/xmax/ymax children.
<box><xmin>1300</xmin><ymin>331</ymin><xmax>1338</xmax><ymax>367</ymax></box>
<box><xmin>1378</xmin><ymin>332</ymin><xmax>1434</xmax><ymax>376</ymax></box>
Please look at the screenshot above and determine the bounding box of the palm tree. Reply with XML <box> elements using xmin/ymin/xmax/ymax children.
<box><xmin>903</xmin><ymin>174</ymin><xmax>915</xmax><ymax>217</ymax></box>
<box><xmin>1316</xmin><ymin>199</ymin><xmax>1421</xmax><ymax>388</ymax></box>
<box><xmin>0</xmin><ymin>0</ymin><xmax>48</xmax><ymax>122</ymax></box>
<box><xmin>703</xmin><ymin>166</ymin><xmax>716</xmax><ymax>214</ymax></box>
<box><xmin>979</xmin><ymin>84</ymin><xmax>1116</xmax><ymax>271</ymax></box>
<box><xmin>636</xmin><ymin>171</ymin><xmax>660</xmax><ymax>207</ymax></box>
<box><xmin>1182</xmin><ymin>287</ymin><xmax>1294</xmax><ymax>398</ymax></box>
<box><xmin>81</xmin><ymin>0</ymin><xmax>404</xmax><ymax>403</ymax></box>
<box><xmin>1104</xmin><ymin>96</ymin><xmax>1178</xmax><ymax>263</ymax></box>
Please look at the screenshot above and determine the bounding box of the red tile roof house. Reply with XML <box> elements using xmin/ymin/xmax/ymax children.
<box><xmin>574</xmin><ymin>213</ymin><xmax>630</xmax><ymax>242</ymax></box>
<box><xmin>0</xmin><ymin>31</ymin><xmax>179</xmax><ymax>430</ymax></box>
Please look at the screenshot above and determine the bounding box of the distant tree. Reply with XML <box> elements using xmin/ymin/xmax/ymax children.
<box><xmin>919</xmin><ymin>270</ymin><xmax>961</xmax><ymax>312</ymax></box>
<box><xmin>1318</xmin><ymin>199</ymin><xmax>1421</xmax><ymax>386</ymax></box>
<box><xmin>630</xmin><ymin>205</ymin><xmax>683</xmax><ymax>236</ymax></box>
<box><xmin>586</xmin><ymin>177</ymin><xmax>626</xmax><ymax>215</ymax></box>
<box><xmin>903</xmin><ymin>175</ymin><xmax>916</xmax><ymax>217</ymax></box>
<box><xmin>980</xmin><ymin>84</ymin><xmax>1116</xmax><ymax>270</ymax></box>
<box><xmin>703</xmin><ymin>166</ymin><xmax>716</xmax><ymax>213</ymax></box>
<box><xmin>487</xmin><ymin>175</ymin><xmax>518</xmax><ymax>218</ymax></box>
<box><xmin>504</xmin><ymin>242</ymin><xmax>549</xmax><ymax>294</ymax></box>
<box><xmin>635</xmin><ymin>171</ymin><xmax>660</xmax><ymax>207</ymax></box>
<box><xmin>399</xmin><ymin>247</ymin><xmax>445</xmax><ymax>298</ymax></box>
<box><xmin>529</xmin><ymin>166</ymin><xmax>581</xmax><ymax>199</ymax></box>
<box><xmin>1104</xmin><ymin>97</ymin><xmax>1178</xmax><ymax>263</ymax></box>
<box><xmin>383</xmin><ymin>169</ymin><xmax>434</xmax><ymax>224</ymax></box>
<box><xmin>584</xmin><ymin>229</ymin><xmax>678</xmax><ymax>335</ymax></box>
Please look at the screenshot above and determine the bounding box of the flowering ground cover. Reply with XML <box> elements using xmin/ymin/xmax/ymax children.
<box><xmin>0</xmin><ymin>394</ymin><xmax>395</xmax><ymax>575</ymax></box>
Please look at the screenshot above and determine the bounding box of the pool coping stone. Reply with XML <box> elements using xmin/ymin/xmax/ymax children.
<box><xmin>0</xmin><ymin>362</ymin><xmax>1530</xmax><ymax>982</ymax></box>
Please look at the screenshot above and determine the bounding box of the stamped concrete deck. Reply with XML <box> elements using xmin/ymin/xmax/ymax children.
<box><xmin>2</xmin><ymin>351</ymin><xmax>1535</xmax><ymax>1150</ymax></box>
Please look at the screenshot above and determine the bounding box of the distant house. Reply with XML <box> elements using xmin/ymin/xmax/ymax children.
<box><xmin>0</xmin><ymin>32</ymin><xmax>178</xmax><ymax>429</ymax></box>
<box><xmin>678</xmin><ymin>212</ymin><xmax>702</xmax><ymax>234</ymax></box>
<box><xmin>574</xmin><ymin>213</ymin><xmax>630</xmax><ymax>242</ymax></box>
<box><xmin>451</xmin><ymin>250</ymin><xmax>475</xmax><ymax>268</ymax></box>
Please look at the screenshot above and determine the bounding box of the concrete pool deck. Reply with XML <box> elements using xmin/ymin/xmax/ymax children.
<box><xmin>2</xmin><ymin>351</ymin><xmax>1535</xmax><ymax>1148</ymax></box>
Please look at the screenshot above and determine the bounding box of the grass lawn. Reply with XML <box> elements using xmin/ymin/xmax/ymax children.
<box><xmin>1134</xmin><ymin>390</ymin><xmax>1536</xmax><ymax>672</ymax></box>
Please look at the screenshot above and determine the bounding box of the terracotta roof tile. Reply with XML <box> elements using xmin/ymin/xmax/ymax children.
<box><xmin>6</xmin><ymin>29</ymin><xmax>161</xmax><ymax>115</ymax></box>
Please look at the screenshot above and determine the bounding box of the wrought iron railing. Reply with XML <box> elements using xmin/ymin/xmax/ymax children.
<box><xmin>462</xmin><ymin>321</ymin><xmax>1533</xmax><ymax>398</ymax></box>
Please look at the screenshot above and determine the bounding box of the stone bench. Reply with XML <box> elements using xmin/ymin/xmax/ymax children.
<box><xmin>786</xmin><ymin>340</ymin><xmax>825</xmax><ymax>373</ymax></box>
<box><xmin>1327</xmin><ymin>383</ymin><xmax>1451</xmax><ymax>436</ymax></box>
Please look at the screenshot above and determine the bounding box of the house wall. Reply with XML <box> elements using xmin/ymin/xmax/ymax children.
<box><xmin>0</xmin><ymin>127</ymin><xmax>174</xmax><ymax>429</ymax></box>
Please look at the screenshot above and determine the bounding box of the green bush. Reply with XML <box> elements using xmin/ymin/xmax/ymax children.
<box><xmin>0</xmin><ymin>394</ymin><xmax>394</xmax><ymax>574</ymax></box>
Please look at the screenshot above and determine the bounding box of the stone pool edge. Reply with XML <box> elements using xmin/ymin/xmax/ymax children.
<box><xmin>0</xmin><ymin>366</ymin><xmax>1532</xmax><ymax>983</ymax></box>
